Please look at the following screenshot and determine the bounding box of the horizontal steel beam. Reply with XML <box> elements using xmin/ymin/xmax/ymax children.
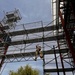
<box><xmin>44</xmin><ymin>68</ymin><xmax>74</xmax><ymax>72</ymax></box>
<box><xmin>10</xmin><ymin>35</ymin><xmax>64</xmax><ymax>45</ymax></box>
<box><xmin>0</xmin><ymin>48</ymin><xmax>68</xmax><ymax>59</ymax></box>
<box><xmin>9</xmin><ymin>25</ymin><xmax>56</xmax><ymax>36</ymax></box>
<box><xmin>0</xmin><ymin>25</ymin><xmax>62</xmax><ymax>37</ymax></box>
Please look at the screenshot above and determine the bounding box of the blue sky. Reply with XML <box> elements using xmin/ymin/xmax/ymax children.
<box><xmin>0</xmin><ymin>0</ymin><xmax>52</xmax><ymax>75</ymax></box>
<box><xmin>0</xmin><ymin>0</ymin><xmax>52</xmax><ymax>23</ymax></box>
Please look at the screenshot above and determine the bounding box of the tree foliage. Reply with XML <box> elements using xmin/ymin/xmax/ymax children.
<box><xmin>9</xmin><ymin>65</ymin><xmax>39</xmax><ymax>75</ymax></box>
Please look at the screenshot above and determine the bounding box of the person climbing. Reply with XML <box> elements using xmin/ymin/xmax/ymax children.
<box><xmin>35</xmin><ymin>44</ymin><xmax>43</xmax><ymax>61</ymax></box>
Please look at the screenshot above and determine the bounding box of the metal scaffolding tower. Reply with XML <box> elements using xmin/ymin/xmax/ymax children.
<box><xmin>0</xmin><ymin>1</ymin><xmax>75</xmax><ymax>75</ymax></box>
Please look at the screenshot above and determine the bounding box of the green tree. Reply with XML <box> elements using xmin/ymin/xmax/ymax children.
<box><xmin>9</xmin><ymin>65</ymin><xmax>39</xmax><ymax>75</ymax></box>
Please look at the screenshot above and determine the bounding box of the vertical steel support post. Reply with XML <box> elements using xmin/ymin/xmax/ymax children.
<box><xmin>59</xmin><ymin>6</ymin><xmax>75</xmax><ymax>65</ymax></box>
<box><xmin>53</xmin><ymin>45</ymin><xmax>59</xmax><ymax>75</ymax></box>
<box><xmin>56</xmin><ymin>0</ymin><xmax>66</xmax><ymax>75</ymax></box>
<box><xmin>41</xmin><ymin>21</ymin><xmax>45</xmax><ymax>75</ymax></box>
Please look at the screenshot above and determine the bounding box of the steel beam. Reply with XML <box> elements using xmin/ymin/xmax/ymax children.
<box><xmin>0</xmin><ymin>48</ymin><xmax>68</xmax><ymax>59</ymax></box>
<box><xmin>10</xmin><ymin>35</ymin><xmax>64</xmax><ymax>45</ymax></box>
<box><xmin>0</xmin><ymin>25</ymin><xmax>61</xmax><ymax>36</ymax></box>
<box><xmin>44</xmin><ymin>68</ymin><xmax>74</xmax><ymax>72</ymax></box>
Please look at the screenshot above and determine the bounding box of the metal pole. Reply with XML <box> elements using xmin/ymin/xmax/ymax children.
<box><xmin>53</xmin><ymin>45</ymin><xmax>59</xmax><ymax>75</ymax></box>
<box><xmin>56</xmin><ymin>0</ymin><xmax>66</xmax><ymax>75</ymax></box>
<box><xmin>41</xmin><ymin>21</ymin><xmax>45</xmax><ymax>75</ymax></box>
